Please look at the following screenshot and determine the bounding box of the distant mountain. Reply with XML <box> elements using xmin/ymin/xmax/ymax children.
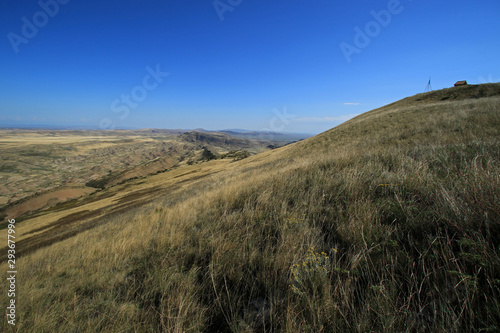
<box><xmin>219</xmin><ymin>129</ymin><xmax>312</xmax><ymax>142</ymax></box>
<box><xmin>219</xmin><ymin>128</ymin><xmax>256</xmax><ymax>133</ymax></box>
<box><xmin>0</xmin><ymin>123</ymin><xmax>313</xmax><ymax>143</ymax></box>
<box><xmin>158</xmin><ymin>128</ymin><xmax>313</xmax><ymax>143</ymax></box>
<box><xmin>179</xmin><ymin>131</ymin><xmax>254</xmax><ymax>148</ymax></box>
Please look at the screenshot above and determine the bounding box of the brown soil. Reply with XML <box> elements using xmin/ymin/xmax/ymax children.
<box><xmin>3</xmin><ymin>186</ymin><xmax>96</xmax><ymax>220</ymax></box>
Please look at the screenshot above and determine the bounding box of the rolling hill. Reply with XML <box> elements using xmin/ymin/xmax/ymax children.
<box><xmin>1</xmin><ymin>83</ymin><xmax>499</xmax><ymax>332</ymax></box>
<box><xmin>0</xmin><ymin>129</ymin><xmax>280</xmax><ymax>221</ymax></box>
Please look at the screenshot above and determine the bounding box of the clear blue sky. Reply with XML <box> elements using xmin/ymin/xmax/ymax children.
<box><xmin>1</xmin><ymin>0</ymin><xmax>499</xmax><ymax>134</ymax></box>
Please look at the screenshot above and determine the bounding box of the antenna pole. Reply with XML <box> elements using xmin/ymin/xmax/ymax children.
<box><xmin>424</xmin><ymin>77</ymin><xmax>432</xmax><ymax>92</ymax></box>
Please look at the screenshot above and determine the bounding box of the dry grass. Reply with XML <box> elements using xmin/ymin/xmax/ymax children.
<box><xmin>1</xmin><ymin>84</ymin><xmax>500</xmax><ymax>332</ymax></box>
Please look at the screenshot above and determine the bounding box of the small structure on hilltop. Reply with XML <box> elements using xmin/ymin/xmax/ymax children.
<box><xmin>424</xmin><ymin>77</ymin><xmax>432</xmax><ymax>93</ymax></box>
<box><xmin>454</xmin><ymin>80</ymin><xmax>468</xmax><ymax>87</ymax></box>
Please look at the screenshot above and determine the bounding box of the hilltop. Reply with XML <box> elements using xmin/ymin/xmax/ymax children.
<box><xmin>1</xmin><ymin>83</ymin><xmax>499</xmax><ymax>332</ymax></box>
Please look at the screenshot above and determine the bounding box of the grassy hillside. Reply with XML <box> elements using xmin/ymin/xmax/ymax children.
<box><xmin>2</xmin><ymin>84</ymin><xmax>499</xmax><ymax>332</ymax></box>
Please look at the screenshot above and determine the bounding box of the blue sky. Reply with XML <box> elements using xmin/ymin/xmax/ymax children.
<box><xmin>1</xmin><ymin>0</ymin><xmax>499</xmax><ymax>134</ymax></box>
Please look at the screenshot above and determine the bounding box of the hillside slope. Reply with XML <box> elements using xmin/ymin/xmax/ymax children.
<box><xmin>2</xmin><ymin>84</ymin><xmax>499</xmax><ymax>332</ymax></box>
<box><xmin>0</xmin><ymin>129</ymin><xmax>276</xmax><ymax>221</ymax></box>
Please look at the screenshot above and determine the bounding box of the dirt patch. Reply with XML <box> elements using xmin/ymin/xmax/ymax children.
<box><xmin>3</xmin><ymin>186</ymin><xmax>96</xmax><ymax>220</ymax></box>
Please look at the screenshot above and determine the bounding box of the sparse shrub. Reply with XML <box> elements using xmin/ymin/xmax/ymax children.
<box><xmin>219</xmin><ymin>150</ymin><xmax>251</xmax><ymax>161</ymax></box>
<box><xmin>201</xmin><ymin>147</ymin><xmax>216</xmax><ymax>161</ymax></box>
<box><xmin>232</xmin><ymin>150</ymin><xmax>250</xmax><ymax>161</ymax></box>
<box><xmin>85</xmin><ymin>178</ymin><xmax>108</xmax><ymax>189</ymax></box>
<box><xmin>289</xmin><ymin>247</ymin><xmax>329</xmax><ymax>297</ymax></box>
<box><xmin>283</xmin><ymin>214</ymin><xmax>306</xmax><ymax>229</ymax></box>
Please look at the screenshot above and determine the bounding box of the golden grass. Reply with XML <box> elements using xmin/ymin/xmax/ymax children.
<box><xmin>1</xmin><ymin>83</ymin><xmax>500</xmax><ymax>332</ymax></box>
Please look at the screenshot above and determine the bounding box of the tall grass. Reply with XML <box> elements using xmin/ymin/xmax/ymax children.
<box><xmin>2</xmin><ymin>85</ymin><xmax>500</xmax><ymax>332</ymax></box>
